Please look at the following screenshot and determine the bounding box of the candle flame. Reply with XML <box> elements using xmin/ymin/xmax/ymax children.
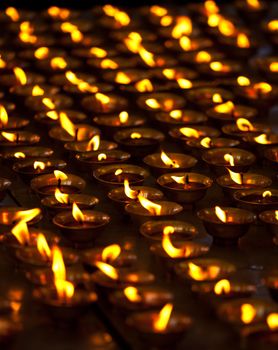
<box><xmin>268</xmin><ymin>20</ymin><xmax>278</xmax><ymax>31</ymax></box>
<box><xmin>214</xmin><ymin>279</ymin><xmax>231</xmax><ymax>295</ymax></box>
<box><xmin>119</xmin><ymin>111</ymin><xmax>129</xmax><ymax>124</ymax></box>
<box><xmin>267</xmin><ymin>313</ymin><xmax>278</xmax><ymax>330</ymax></box>
<box><xmin>138</xmin><ymin>47</ymin><xmax>155</xmax><ymax>67</ymax></box>
<box><xmin>179</xmin><ymin>36</ymin><xmax>192</xmax><ymax>51</ymax></box>
<box><xmin>188</xmin><ymin>262</ymin><xmax>221</xmax><ymax>281</ymax></box>
<box><xmin>246</xmin><ymin>0</ymin><xmax>261</xmax><ymax>9</ymax></box>
<box><xmin>11</xmin><ymin>221</ymin><xmax>30</xmax><ymax>245</ymax></box>
<box><xmin>123</xmin><ymin>32</ymin><xmax>142</xmax><ymax>53</ymax></box>
<box><xmin>254</xmin><ymin>133</ymin><xmax>271</xmax><ymax>145</ymax></box>
<box><xmin>171</xmin><ymin>175</ymin><xmax>187</xmax><ymax>185</ymax></box>
<box><xmin>200</xmin><ymin>137</ymin><xmax>212</xmax><ymax>148</ymax></box>
<box><xmin>135</xmin><ymin>79</ymin><xmax>154</xmax><ymax>92</ymax></box>
<box><xmin>227</xmin><ymin>168</ymin><xmax>243</xmax><ymax>185</ymax></box>
<box><xmin>269</xmin><ymin>62</ymin><xmax>278</xmax><ymax>72</ymax></box>
<box><xmin>224</xmin><ymin>153</ymin><xmax>235</xmax><ymax>166</ymax></box>
<box><xmin>32</xmin><ymin>85</ymin><xmax>44</xmax><ymax>96</ymax></box>
<box><xmin>13</xmin><ymin>67</ymin><xmax>27</xmax><ymax>85</ymax></box>
<box><xmin>275</xmin><ymin>210</ymin><xmax>278</xmax><ymax>221</ymax></box>
<box><xmin>162</xmin><ymin>227</ymin><xmax>191</xmax><ymax>258</ymax></box>
<box><xmin>137</xmin><ymin>193</ymin><xmax>162</xmax><ymax>215</ymax></box>
<box><xmin>241</xmin><ymin>303</ymin><xmax>256</xmax><ymax>324</ymax></box>
<box><xmin>130</xmin><ymin>132</ymin><xmax>142</xmax><ymax>139</ymax></box>
<box><xmin>72</xmin><ymin>202</ymin><xmax>84</xmax><ymax>223</ymax></box>
<box><xmin>204</xmin><ymin>1</ymin><xmax>219</xmax><ymax>14</ymax></box>
<box><xmin>196</xmin><ymin>51</ymin><xmax>212</xmax><ymax>63</ymax></box>
<box><xmin>0</xmin><ymin>105</ymin><xmax>8</xmax><ymax>126</ymax></box>
<box><xmin>180</xmin><ymin>127</ymin><xmax>200</xmax><ymax>138</ymax></box>
<box><xmin>48</xmin><ymin>7</ymin><xmax>70</xmax><ymax>20</ymax></box>
<box><xmin>95</xmin><ymin>93</ymin><xmax>110</xmax><ymax>105</ymax></box>
<box><xmin>177</xmin><ymin>78</ymin><xmax>193</xmax><ymax>89</ymax></box>
<box><xmin>14</xmin><ymin>152</ymin><xmax>26</xmax><ymax>159</ymax></box>
<box><xmin>145</xmin><ymin>98</ymin><xmax>160</xmax><ymax>109</ymax></box>
<box><xmin>59</xmin><ymin>112</ymin><xmax>75</xmax><ymax>137</ymax></box>
<box><xmin>100</xmin><ymin>58</ymin><xmax>119</xmax><ymax>69</ymax></box>
<box><xmin>87</xmin><ymin>135</ymin><xmax>100</xmax><ymax>151</ymax></box>
<box><xmin>52</xmin><ymin>246</ymin><xmax>66</xmax><ymax>281</ymax></box>
<box><xmin>115</xmin><ymin>169</ymin><xmax>123</xmax><ymax>176</ymax></box>
<box><xmin>160</xmin><ymin>151</ymin><xmax>179</xmax><ymax>168</ymax></box>
<box><xmin>54</xmin><ymin>188</ymin><xmax>69</xmax><ymax>204</ymax></box>
<box><xmin>54</xmin><ymin>170</ymin><xmax>68</xmax><ymax>181</ymax></box>
<box><xmin>0</xmin><ymin>57</ymin><xmax>6</xmax><ymax>68</ymax></box>
<box><xmin>236</xmin><ymin>118</ymin><xmax>254</xmax><ymax>132</ymax></box>
<box><xmin>150</xmin><ymin>5</ymin><xmax>168</xmax><ymax>17</ymax></box>
<box><xmin>210</xmin><ymin>61</ymin><xmax>230</xmax><ymax>72</ymax></box>
<box><xmin>162</xmin><ymin>68</ymin><xmax>176</xmax><ymax>80</ymax></box>
<box><xmin>169</xmin><ymin>110</ymin><xmax>182</xmax><ymax>119</ymax></box>
<box><xmin>215</xmin><ymin>206</ymin><xmax>227</xmax><ymax>223</ymax></box>
<box><xmin>5</xmin><ymin>7</ymin><xmax>20</xmax><ymax>21</ymax></box>
<box><xmin>101</xmin><ymin>244</ymin><xmax>121</xmax><ymax>262</ymax></box>
<box><xmin>115</xmin><ymin>72</ymin><xmax>131</xmax><ymax>84</ymax></box>
<box><xmin>55</xmin><ymin>279</ymin><xmax>75</xmax><ymax>301</ymax></box>
<box><xmin>160</xmin><ymin>15</ymin><xmax>173</xmax><ymax>26</ymax></box>
<box><xmin>1</xmin><ymin>132</ymin><xmax>17</xmax><ymax>142</ymax></box>
<box><xmin>33</xmin><ymin>161</ymin><xmax>46</xmax><ymax>171</ymax></box>
<box><xmin>214</xmin><ymin>101</ymin><xmax>234</xmax><ymax>113</ymax></box>
<box><xmin>95</xmin><ymin>261</ymin><xmax>118</xmax><ymax>280</ymax></box>
<box><xmin>172</xmin><ymin>16</ymin><xmax>192</xmax><ymax>38</ymax></box>
<box><xmin>124</xmin><ymin>286</ymin><xmax>142</xmax><ymax>302</ymax></box>
<box><xmin>34</xmin><ymin>47</ymin><xmax>49</xmax><ymax>60</ymax></box>
<box><xmin>124</xmin><ymin>179</ymin><xmax>138</xmax><ymax>199</ymax></box>
<box><xmin>14</xmin><ymin>208</ymin><xmax>41</xmax><ymax>223</ymax></box>
<box><xmin>254</xmin><ymin>82</ymin><xmax>272</xmax><ymax>94</ymax></box>
<box><xmin>153</xmin><ymin>303</ymin><xmax>173</xmax><ymax>332</ymax></box>
<box><xmin>237</xmin><ymin>33</ymin><xmax>250</xmax><ymax>48</ymax></box>
<box><xmin>97</xmin><ymin>153</ymin><xmax>107</xmax><ymax>161</ymax></box>
<box><xmin>103</xmin><ymin>5</ymin><xmax>130</xmax><ymax>26</ymax></box>
<box><xmin>218</xmin><ymin>18</ymin><xmax>236</xmax><ymax>37</ymax></box>
<box><xmin>37</xmin><ymin>233</ymin><xmax>51</xmax><ymax>260</ymax></box>
<box><xmin>42</xmin><ymin>98</ymin><xmax>55</xmax><ymax>109</ymax></box>
<box><xmin>207</xmin><ymin>13</ymin><xmax>221</xmax><ymax>27</ymax></box>
<box><xmin>262</xmin><ymin>190</ymin><xmax>272</xmax><ymax>198</ymax></box>
<box><xmin>237</xmin><ymin>76</ymin><xmax>251</xmax><ymax>86</ymax></box>
<box><xmin>46</xmin><ymin>111</ymin><xmax>59</xmax><ymax>120</ymax></box>
<box><xmin>89</xmin><ymin>47</ymin><xmax>107</xmax><ymax>58</ymax></box>
<box><xmin>50</xmin><ymin>57</ymin><xmax>67</xmax><ymax>70</ymax></box>
<box><xmin>212</xmin><ymin>93</ymin><xmax>223</xmax><ymax>103</ymax></box>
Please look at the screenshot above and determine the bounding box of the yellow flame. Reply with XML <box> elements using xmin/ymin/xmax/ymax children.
<box><xmin>150</xmin><ymin>5</ymin><xmax>168</xmax><ymax>17</ymax></box>
<box><xmin>54</xmin><ymin>188</ymin><xmax>69</xmax><ymax>204</ymax></box>
<box><xmin>37</xmin><ymin>233</ymin><xmax>51</xmax><ymax>259</ymax></box>
<box><xmin>33</xmin><ymin>161</ymin><xmax>45</xmax><ymax>171</ymax></box>
<box><xmin>130</xmin><ymin>132</ymin><xmax>142</xmax><ymax>139</ymax></box>
<box><xmin>0</xmin><ymin>105</ymin><xmax>8</xmax><ymax>126</ymax></box>
<box><xmin>34</xmin><ymin>47</ymin><xmax>49</xmax><ymax>60</ymax></box>
<box><xmin>224</xmin><ymin>154</ymin><xmax>235</xmax><ymax>167</ymax></box>
<box><xmin>46</xmin><ymin>111</ymin><xmax>59</xmax><ymax>120</ymax></box>
<box><xmin>48</xmin><ymin>7</ymin><xmax>70</xmax><ymax>20</ymax></box>
<box><xmin>172</xmin><ymin>16</ymin><xmax>192</xmax><ymax>38</ymax></box>
<box><xmin>50</xmin><ymin>57</ymin><xmax>67</xmax><ymax>70</ymax></box>
<box><xmin>98</xmin><ymin>153</ymin><xmax>107</xmax><ymax>161</ymax></box>
<box><xmin>160</xmin><ymin>151</ymin><xmax>179</xmax><ymax>168</ymax></box>
<box><xmin>124</xmin><ymin>179</ymin><xmax>138</xmax><ymax>199</ymax></box>
<box><xmin>52</xmin><ymin>246</ymin><xmax>66</xmax><ymax>281</ymax></box>
<box><xmin>103</xmin><ymin>6</ymin><xmax>130</xmax><ymax>26</ymax></box>
<box><xmin>268</xmin><ymin>20</ymin><xmax>278</xmax><ymax>31</ymax></box>
<box><xmin>115</xmin><ymin>72</ymin><xmax>131</xmax><ymax>84</ymax></box>
<box><xmin>177</xmin><ymin>78</ymin><xmax>193</xmax><ymax>89</ymax></box>
<box><xmin>123</xmin><ymin>32</ymin><xmax>142</xmax><ymax>53</ymax></box>
<box><xmin>212</xmin><ymin>93</ymin><xmax>223</xmax><ymax>103</ymax></box>
<box><xmin>214</xmin><ymin>101</ymin><xmax>234</xmax><ymax>113</ymax></box>
<box><xmin>102</xmin><ymin>244</ymin><xmax>121</xmax><ymax>262</ymax></box>
<box><xmin>95</xmin><ymin>261</ymin><xmax>118</xmax><ymax>280</ymax></box>
<box><xmin>162</xmin><ymin>227</ymin><xmax>190</xmax><ymax>258</ymax></box>
<box><xmin>275</xmin><ymin>210</ymin><xmax>278</xmax><ymax>221</ymax></box>
<box><xmin>237</xmin><ymin>76</ymin><xmax>251</xmax><ymax>86</ymax></box>
<box><xmin>72</xmin><ymin>202</ymin><xmax>84</xmax><ymax>223</ymax></box>
<box><xmin>87</xmin><ymin>135</ymin><xmax>100</xmax><ymax>151</ymax></box>
<box><xmin>237</xmin><ymin>33</ymin><xmax>250</xmax><ymax>48</ymax></box>
<box><xmin>169</xmin><ymin>110</ymin><xmax>182</xmax><ymax>119</ymax></box>
<box><xmin>42</xmin><ymin>98</ymin><xmax>55</xmax><ymax>109</ymax></box>
<box><xmin>210</xmin><ymin>61</ymin><xmax>229</xmax><ymax>72</ymax></box>
<box><xmin>14</xmin><ymin>208</ymin><xmax>41</xmax><ymax>223</ymax></box>
<box><xmin>196</xmin><ymin>51</ymin><xmax>212</xmax><ymax>63</ymax></box>
<box><xmin>153</xmin><ymin>304</ymin><xmax>173</xmax><ymax>332</ymax></box>
<box><xmin>123</xmin><ymin>286</ymin><xmax>142</xmax><ymax>302</ymax></box>
<box><xmin>214</xmin><ymin>279</ymin><xmax>231</xmax><ymax>295</ymax></box>
<box><xmin>180</xmin><ymin>127</ymin><xmax>200</xmax><ymax>138</ymax></box>
<box><xmin>269</xmin><ymin>62</ymin><xmax>278</xmax><ymax>72</ymax></box>
<box><xmin>95</xmin><ymin>93</ymin><xmax>110</xmax><ymax>105</ymax></box>
<box><xmin>138</xmin><ymin>47</ymin><xmax>155</xmax><ymax>67</ymax></box>
<box><xmin>59</xmin><ymin>112</ymin><xmax>75</xmax><ymax>137</ymax></box>
<box><xmin>267</xmin><ymin>313</ymin><xmax>278</xmax><ymax>330</ymax></box>
<box><xmin>204</xmin><ymin>0</ymin><xmax>219</xmax><ymax>14</ymax></box>
<box><xmin>236</xmin><ymin>118</ymin><xmax>254</xmax><ymax>132</ymax></box>
<box><xmin>227</xmin><ymin>168</ymin><xmax>242</xmax><ymax>185</ymax></box>
<box><xmin>218</xmin><ymin>18</ymin><xmax>236</xmax><ymax>37</ymax></box>
<box><xmin>13</xmin><ymin>67</ymin><xmax>27</xmax><ymax>85</ymax></box>
<box><xmin>1</xmin><ymin>132</ymin><xmax>17</xmax><ymax>142</ymax></box>
<box><xmin>241</xmin><ymin>303</ymin><xmax>256</xmax><ymax>324</ymax></box>
<box><xmin>200</xmin><ymin>137</ymin><xmax>212</xmax><ymax>148</ymax></box>
<box><xmin>55</xmin><ymin>279</ymin><xmax>75</xmax><ymax>301</ymax></box>
<box><xmin>135</xmin><ymin>79</ymin><xmax>154</xmax><ymax>92</ymax></box>
<box><xmin>162</xmin><ymin>68</ymin><xmax>175</xmax><ymax>80</ymax></box>
<box><xmin>54</xmin><ymin>170</ymin><xmax>68</xmax><ymax>181</ymax></box>
<box><xmin>115</xmin><ymin>169</ymin><xmax>123</xmax><ymax>176</ymax></box>
<box><xmin>246</xmin><ymin>0</ymin><xmax>261</xmax><ymax>9</ymax></box>
<box><xmin>254</xmin><ymin>134</ymin><xmax>271</xmax><ymax>145</ymax></box>
<box><xmin>137</xmin><ymin>193</ymin><xmax>162</xmax><ymax>215</ymax></box>
<box><xmin>14</xmin><ymin>152</ymin><xmax>25</xmax><ymax>159</ymax></box>
<box><xmin>160</xmin><ymin>15</ymin><xmax>173</xmax><ymax>26</ymax></box>
<box><xmin>215</xmin><ymin>206</ymin><xmax>227</xmax><ymax>223</ymax></box>
<box><xmin>32</xmin><ymin>85</ymin><xmax>44</xmax><ymax>96</ymax></box>
<box><xmin>207</xmin><ymin>13</ymin><xmax>222</xmax><ymax>27</ymax></box>
<box><xmin>262</xmin><ymin>190</ymin><xmax>272</xmax><ymax>198</ymax></box>
<box><xmin>11</xmin><ymin>221</ymin><xmax>30</xmax><ymax>245</ymax></box>
<box><xmin>254</xmin><ymin>82</ymin><xmax>272</xmax><ymax>94</ymax></box>
<box><xmin>0</xmin><ymin>57</ymin><xmax>6</xmax><ymax>68</ymax></box>
<box><xmin>188</xmin><ymin>262</ymin><xmax>220</xmax><ymax>281</ymax></box>
<box><xmin>179</xmin><ymin>36</ymin><xmax>192</xmax><ymax>51</ymax></box>
<box><xmin>5</xmin><ymin>7</ymin><xmax>20</xmax><ymax>21</ymax></box>
<box><xmin>145</xmin><ymin>98</ymin><xmax>160</xmax><ymax>109</ymax></box>
<box><xmin>100</xmin><ymin>58</ymin><xmax>119</xmax><ymax>69</ymax></box>
<box><xmin>90</xmin><ymin>47</ymin><xmax>107</xmax><ymax>58</ymax></box>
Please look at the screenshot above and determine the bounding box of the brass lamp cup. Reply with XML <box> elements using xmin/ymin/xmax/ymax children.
<box><xmin>30</xmin><ymin>173</ymin><xmax>86</xmax><ymax>197</ymax></box>
<box><xmin>217</xmin><ymin>299</ymin><xmax>277</xmax><ymax>326</ymax></box>
<box><xmin>169</xmin><ymin>126</ymin><xmax>220</xmax><ymax>146</ymax></box>
<box><xmin>0</xmin><ymin>207</ymin><xmax>42</xmax><ymax>233</ymax></box>
<box><xmin>143</xmin><ymin>153</ymin><xmax>197</xmax><ymax>176</ymax></box>
<box><xmin>109</xmin><ymin>286</ymin><xmax>173</xmax><ymax>312</ymax></box>
<box><xmin>0</xmin><ymin>131</ymin><xmax>40</xmax><ymax>149</ymax></box>
<box><xmin>197</xmin><ymin>207</ymin><xmax>256</xmax><ymax>245</ymax></box>
<box><xmin>0</xmin><ymin>116</ymin><xmax>29</xmax><ymax>131</ymax></box>
<box><xmin>41</xmin><ymin>194</ymin><xmax>99</xmax><ymax>216</ymax></box>
<box><xmin>34</xmin><ymin>110</ymin><xmax>87</xmax><ymax>127</ymax></box>
<box><xmin>25</xmin><ymin>94</ymin><xmax>73</xmax><ymax>112</ymax></box>
<box><xmin>140</xmin><ymin>220</ymin><xmax>198</xmax><ymax>242</ymax></box>
<box><xmin>175</xmin><ymin>258</ymin><xmax>236</xmax><ymax>282</ymax></box>
<box><xmin>0</xmin><ymin>177</ymin><xmax>11</xmax><ymax>201</ymax></box>
<box><xmin>10</xmin><ymin>84</ymin><xmax>60</xmax><ymax>98</ymax></box>
<box><xmin>12</xmin><ymin>158</ymin><xmax>67</xmax><ymax>181</ymax></box>
<box><xmin>53</xmin><ymin>210</ymin><xmax>111</xmax><ymax>245</ymax></box>
<box><xmin>206</xmin><ymin>104</ymin><xmax>257</xmax><ymax>126</ymax></box>
<box><xmin>113</xmin><ymin>128</ymin><xmax>165</xmax><ymax>158</ymax></box>
<box><xmin>157</xmin><ymin>172</ymin><xmax>213</xmax><ymax>204</ymax></box>
<box><xmin>259</xmin><ymin>210</ymin><xmax>278</xmax><ymax>241</ymax></box>
<box><xmin>264</xmin><ymin>146</ymin><xmax>278</xmax><ymax>170</ymax></box>
<box><xmin>33</xmin><ymin>287</ymin><xmax>97</xmax><ymax>323</ymax></box>
<box><xmin>125</xmin><ymin>201</ymin><xmax>183</xmax><ymax>225</ymax></box>
<box><xmin>186</xmin><ymin>87</ymin><xmax>234</xmax><ymax>109</ymax></box>
<box><xmin>217</xmin><ymin>173</ymin><xmax>272</xmax><ymax>198</ymax></box>
<box><xmin>137</xmin><ymin>93</ymin><xmax>186</xmax><ymax>112</ymax></box>
<box><xmin>65</xmin><ymin>140</ymin><xmax>117</xmax><ymax>156</ymax></box>
<box><xmin>241</xmin><ymin>323</ymin><xmax>278</xmax><ymax>350</ymax></box>
<box><xmin>264</xmin><ymin>271</ymin><xmax>278</xmax><ymax>302</ymax></box>
<box><xmin>93</xmin><ymin>164</ymin><xmax>149</xmax><ymax>190</ymax></box>
<box><xmin>0</xmin><ymin>147</ymin><xmax>54</xmax><ymax>165</ymax></box>
<box><xmin>81</xmin><ymin>94</ymin><xmax>128</xmax><ymax>114</ymax></box>
<box><xmin>234</xmin><ymin>189</ymin><xmax>278</xmax><ymax>213</ymax></box>
<box><xmin>222</xmin><ymin>123</ymin><xmax>271</xmax><ymax>138</ymax></box>
<box><xmin>49</xmin><ymin>125</ymin><xmax>100</xmax><ymax>143</ymax></box>
<box><xmin>126</xmin><ymin>311</ymin><xmax>192</xmax><ymax>347</ymax></box>
<box><xmin>63</xmin><ymin>82</ymin><xmax>114</xmax><ymax>96</ymax></box>
<box><xmin>75</xmin><ymin>150</ymin><xmax>131</xmax><ymax>171</ymax></box>
<box><xmin>202</xmin><ymin>147</ymin><xmax>256</xmax><ymax>176</ymax></box>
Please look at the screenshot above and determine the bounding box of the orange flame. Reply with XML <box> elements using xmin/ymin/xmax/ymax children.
<box><xmin>214</xmin><ymin>101</ymin><xmax>234</xmax><ymax>113</ymax></box>
<box><xmin>14</xmin><ymin>208</ymin><xmax>41</xmax><ymax>223</ymax></box>
<box><xmin>89</xmin><ymin>47</ymin><xmax>107</xmax><ymax>58</ymax></box>
<box><xmin>207</xmin><ymin>13</ymin><xmax>222</xmax><ymax>27</ymax></box>
<box><xmin>246</xmin><ymin>0</ymin><xmax>261</xmax><ymax>9</ymax></box>
<box><xmin>59</xmin><ymin>112</ymin><xmax>75</xmax><ymax>137</ymax></box>
<box><xmin>269</xmin><ymin>62</ymin><xmax>278</xmax><ymax>72</ymax></box>
<box><xmin>34</xmin><ymin>47</ymin><xmax>49</xmax><ymax>60</ymax></box>
<box><xmin>237</xmin><ymin>76</ymin><xmax>251</xmax><ymax>86</ymax></box>
<box><xmin>177</xmin><ymin>78</ymin><xmax>193</xmax><ymax>89</ymax></box>
<box><xmin>180</xmin><ymin>127</ymin><xmax>200</xmax><ymax>138</ymax></box>
<box><xmin>95</xmin><ymin>93</ymin><xmax>110</xmax><ymax>105</ymax></box>
<box><xmin>123</xmin><ymin>32</ymin><xmax>142</xmax><ymax>53</ymax></box>
<box><xmin>72</xmin><ymin>202</ymin><xmax>84</xmax><ymax>223</ymax></box>
<box><xmin>275</xmin><ymin>210</ymin><xmax>278</xmax><ymax>221</ymax></box>
<box><xmin>262</xmin><ymin>190</ymin><xmax>272</xmax><ymax>198</ymax></box>
<box><xmin>14</xmin><ymin>152</ymin><xmax>26</xmax><ymax>159</ymax></box>
<box><xmin>200</xmin><ymin>137</ymin><xmax>212</xmax><ymax>148</ymax></box>
<box><xmin>188</xmin><ymin>262</ymin><xmax>220</xmax><ymax>281</ymax></box>
<box><xmin>97</xmin><ymin>153</ymin><xmax>107</xmax><ymax>161</ymax></box>
<box><xmin>124</xmin><ymin>179</ymin><xmax>138</xmax><ymax>199</ymax></box>
<box><xmin>48</xmin><ymin>7</ymin><xmax>70</xmax><ymax>20</ymax></box>
<box><xmin>138</xmin><ymin>47</ymin><xmax>155</xmax><ymax>67</ymax></box>
<box><xmin>196</xmin><ymin>51</ymin><xmax>212</xmax><ymax>63</ymax></box>
<box><xmin>11</xmin><ymin>221</ymin><xmax>30</xmax><ymax>245</ymax></box>
<box><xmin>215</xmin><ymin>206</ymin><xmax>227</xmax><ymax>223</ymax></box>
<box><xmin>267</xmin><ymin>313</ymin><xmax>278</xmax><ymax>330</ymax></box>
<box><xmin>160</xmin><ymin>15</ymin><xmax>173</xmax><ymax>26</ymax></box>
<box><xmin>210</xmin><ymin>61</ymin><xmax>230</xmax><ymax>72</ymax></box>
<box><xmin>204</xmin><ymin>0</ymin><xmax>219</xmax><ymax>14</ymax></box>
<box><xmin>227</xmin><ymin>168</ymin><xmax>243</xmax><ymax>185</ymax></box>
<box><xmin>13</xmin><ymin>67</ymin><xmax>27</xmax><ymax>85</ymax></box>
<box><xmin>138</xmin><ymin>193</ymin><xmax>162</xmax><ymax>215</ymax></box>
<box><xmin>153</xmin><ymin>303</ymin><xmax>173</xmax><ymax>332</ymax></box>
<box><xmin>212</xmin><ymin>93</ymin><xmax>223</xmax><ymax>103</ymax></box>
<box><xmin>54</xmin><ymin>188</ymin><xmax>69</xmax><ymax>204</ymax></box>
<box><xmin>254</xmin><ymin>134</ymin><xmax>271</xmax><ymax>145</ymax></box>
<box><xmin>179</xmin><ymin>36</ymin><xmax>192</xmax><ymax>51</ymax></box>
<box><xmin>37</xmin><ymin>233</ymin><xmax>51</xmax><ymax>260</ymax></box>
<box><xmin>172</xmin><ymin>16</ymin><xmax>192</xmax><ymax>38</ymax></box>
<box><xmin>241</xmin><ymin>303</ymin><xmax>256</xmax><ymax>324</ymax></box>
<box><xmin>162</xmin><ymin>226</ymin><xmax>190</xmax><ymax>258</ymax></box>
<box><xmin>218</xmin><ymin>18</ymin><xmax>236</xmax><ymax>37</ymax></box>
<box><xmin>253</xmin><ymin>82</ymin><xmax>272</xmax><ymax>94</ymax></box>
<box><xmin>115</xmin><ymin>168</ymin><xmax>123</xmax><ymax>176</ymax></box>
<box><xmin>42</xmin><ymin>98</ymin><xmax>55</xmax><ymax>109</ymax></box>
<box><xmin>95</xmin><ymin>261</ymin><xmax>118</xmax><ymax>280</ymax></box>
<box><xmin>52</xmin><ymin>246</ymin><xmax>66</xmax><ymax>281</ymax></box>
<box><xmin>54</xmin><ymin>170</ymin><xmax>68</xmax><ymax>181</ymax></box>
<box><xmin>5</xmin><ymin>7</ymin><xmax>20</xmax><ymax>21</ymax></box>
<box><xmin>33</xmin><ymin>161</ymin><xmax>46</xmax><ymax>171</ymax></box>
<box><xmin>214</xmin><ymin>279</ymin><xmax>231</xmax><ymax>295</ymax></box>
<box><xmin>50</xmin><ymin>57</ymin><xmax>67</xmax><ymax>70</ymax></box>
<box><xmin>237</xmin><ymin>33</ymin><xmax>250</xmax><ymax>48</ymax></box>
<box><xmin>102</xmin><ymin>244</ymin><xmax>121</xmax><ymax>262</ymax></box>
<box><xmin>32</xmin><ymin>85</ymin><xmax>44</xmax><ymax>96</ymax></box>
<box><xmin>160</xmin><ymin>151</ymin><xmax>179</xmax><ymax>168</ymax></box>
<box><xmin>145</xmin><ymin>98</ymin><xmax>160</xmax><ymax>109</ymax></box>
<box><xmin>124</xmin><ymin>286</ymin><xmax>142</xmax><ymax>302</ymax></box>
<box><xmin>55</xmin><ymin>279</ymin><xmax>75</xmax><ymax>301</ymax></box>
<box><xmin>87</xmin><ymin>135</ymin><xmax>100</xmax><ymax>151</ymax></box>
<box><xmin>1</xmin><ymin>132</ymin><xmax>17</xmax><ymax>142</ymax></box>
<box><xmin>236</xmin><ymin>118</ymin><xmax>254</xmax><ymax>132</ymax></box>
<box><xmin>46</xmin><ymin>111</ymin><xmax>59</xmax><ymax>120</ymax></box>
<box><xmin>150</xmin><ymin>5</ymin><xmax>168</xmax><ymax>17</ymax></box>
<box><xmin>169</xmin><ymin>110</ymin><xmax>182</xmax><ymax>119</ymax></box>
<box><xmin>135</xmin><ymin>79</ymin><xmax>154</xmax><ymax>92</ymax></box>
<box><xmin>268</xmin><ymin>20</ymin><xmax>278</xmax><ymax>31</ymax></box>
<box><xmin>224</xmin><ymin>153</ymin><xmax>235</xmax><ymax>166</ymax></box>
<box><xmin>100</xmin><ymin>58</ymin><xmax>119</xmax><ymax>69</ymax></box>
<box><xmin>0</xmin><ymin>105</ymin><xmax>8</xmax><ymax>126</ymax></box>
<box><xmin>115</xmin><ymin>72</ymin><xmax>131</xmax><ymax>84</ymax></box>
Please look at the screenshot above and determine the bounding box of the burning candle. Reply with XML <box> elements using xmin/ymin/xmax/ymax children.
<box><xmin>186</xmin><ymin>87</ymin><xmax>234</xmax><ymax>109</ymax></box>
<box><xmin>82</xmin><ymin>92</ymin><xmax>128</xmax><ymax>114</ymax></box>
<box><xmin>222</xmin><ymin>118</ymin><xmax>270</xmax><ymax>138</ymax></box>
<box><xmin>0</xmin><ymin>207</ymin><xmax>42</xmax><ymax>232</ymax></box>
<box><xmin>34</xmin><ymin>109</ymin><xmax>87</xmax><ymax>127</ymax></box>
<box><xmin>234</xmin><ymin>189</ymin><xmax>278</xmax><ymax>213</ymax></box>
<box><xmin>0</xmin><ymin>131</ymin><xmax>40</xmax><ymax>149</ymax></box>
<box><xmin>0</xmin><ymin>105</ymin><xmax>29</xmax><ymax>131</ymax></box>
<box><xmin>137</xmin><ymin>93</ymin><xmax>186</xmax><ymax>112</ymax></box>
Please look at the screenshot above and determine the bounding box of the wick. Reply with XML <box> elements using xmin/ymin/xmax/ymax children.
<box><xmin>240</xmin><ymin>173</ymin><xmax>244</xmax><ymax>184</ymax></box>
<box><xmin>58</xmin><ymin>179</ymin><xmax>61</xmax><ymax>189</ymax></box>
<box><xmin>16</xmin><ymin>133</ymin><xmax>19</xmax><ymax>144</ymax></box>
<box><xmin>75</xmin><ymin>128</ymin><xmax>79</xmax><ymax>141</ymax></box>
